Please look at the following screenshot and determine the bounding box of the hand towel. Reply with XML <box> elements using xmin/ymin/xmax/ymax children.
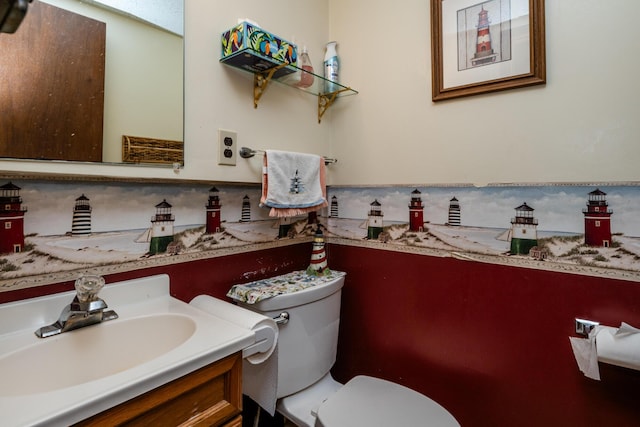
<box><xmin>260</xmin><ymin>150</ymin><xmax>327</xmax><ymax>217</ymax></box>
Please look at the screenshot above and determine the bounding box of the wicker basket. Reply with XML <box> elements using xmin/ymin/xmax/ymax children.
<box><xmin>122</xmin><ymin>135</ymin><xmax>183</xmax><ymax>165</ymax></box>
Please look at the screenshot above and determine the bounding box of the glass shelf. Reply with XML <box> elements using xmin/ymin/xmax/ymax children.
<box><xmin>221</xmin><ymin>58</ymin><xmax>358</xmax><ymax>123</ymax></box>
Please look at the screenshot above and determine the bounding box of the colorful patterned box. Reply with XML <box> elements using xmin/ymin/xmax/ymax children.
<box><xmin>221</xmin><ymin>21</ymin><xmax>297</xmax><ymax>78</ymax></box>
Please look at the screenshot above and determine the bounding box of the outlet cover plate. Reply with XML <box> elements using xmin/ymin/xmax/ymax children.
<box><xmin>218</xmin><ymin>129</ymin><xmax>237</xmax><ymax>166</ymax></box>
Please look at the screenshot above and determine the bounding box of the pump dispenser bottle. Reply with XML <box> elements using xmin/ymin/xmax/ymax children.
<box><xmin>295</xmin><ymin>46</ymin><xmax>314</xmax><ymax>88</ymax></box>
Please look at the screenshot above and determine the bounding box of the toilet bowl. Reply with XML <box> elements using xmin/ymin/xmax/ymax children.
<box><xmin>238</xmin><ymin>271</ymin><xmax>459</xmax><ymax>427</ymax></box>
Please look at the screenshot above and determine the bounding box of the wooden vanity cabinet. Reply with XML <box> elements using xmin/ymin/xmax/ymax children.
<box><xmin>75</xmin><ymin>352</ymin><xmax>242</xmax><ymax>427</ymax></box>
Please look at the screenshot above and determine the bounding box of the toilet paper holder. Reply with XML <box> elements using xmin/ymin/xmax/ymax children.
<box><xmin>242</xmin><ymin>324</ymin><xmax>277</xmax><ymax>359</ymax></box>
<box><xmin>575</xmin><ymin>318</ymin><xmax>599</xmax><ymax>337</ymax></box>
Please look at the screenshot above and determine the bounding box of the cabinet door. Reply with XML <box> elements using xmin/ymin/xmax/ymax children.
<box><xmin>0</xmin><ymin>1</ymin><xmax>105</xmax><ymax>162</ymax></box>
<box><xmin>222</xmin><ymin>415</ymin><xmax>243</xmax><ymax>427</ymax></box>
<box><xmin>75</xmin><ymin>352</ymin><xmax>243</xmax><ymax>427</ymax></box>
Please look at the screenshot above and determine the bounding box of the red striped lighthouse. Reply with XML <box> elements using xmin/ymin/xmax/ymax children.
<box><xmin>471</xmin><ymin>6</ymin><xmax>497</xmax><ymax>66</ymax></box>
<box><xmin>583</xmin><ymin>189</ymin><xmax>613</xmax><ymax>247</ymax></box>
<box><xmin>0</xmin><ymin>182</ymin><xmax>27</xmax><ymax>254</ymax></box>
<box><xmin>307</xmin><ymin>227</ymin><xmax>329</xmax><ymax>275</ymax></box>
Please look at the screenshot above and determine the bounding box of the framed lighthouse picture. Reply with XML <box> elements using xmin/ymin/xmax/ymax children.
<box><xmin>431</xmin><ymin>0</ymin><xmax>546</xmax><ymax>101</ymax></box>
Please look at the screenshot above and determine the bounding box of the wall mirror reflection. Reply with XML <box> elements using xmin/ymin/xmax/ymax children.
<box><xmin>0</xmin><ymin>0</ymin><xmax>183</xmax><ymax>165</ymax></box>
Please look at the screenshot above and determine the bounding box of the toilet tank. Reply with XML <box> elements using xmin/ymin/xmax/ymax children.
<box><xmin>239</xmin><ymin>274</ymin><xmax>345</xmax><ymax>398</ymax></box>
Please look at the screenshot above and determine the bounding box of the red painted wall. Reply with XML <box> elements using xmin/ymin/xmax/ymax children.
<box><xmin>0</xmin><ymin>243</ymin><xmax>311</xmax><ymax>304</ymax></box>
<box><xmin>5</xmin><ymin>241</ymin><xmax>640</xmax><ymax>426</ymax></box>
<box><xmin>327</xmin><ymin>244</ymin><xmax>640</xmax><ymax>427</ymax></box>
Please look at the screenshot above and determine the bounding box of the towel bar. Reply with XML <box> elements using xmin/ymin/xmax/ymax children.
<box><xmin>239</xmin><ymin>147</ymin><xmax>337</xmax><ymax>165</ymax></box>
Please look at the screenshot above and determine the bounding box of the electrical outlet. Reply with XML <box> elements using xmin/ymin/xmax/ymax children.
<box><xmin>218</xmin><ymin>129</ymin><xmax>237</xmax><ymax>166</ymax></box>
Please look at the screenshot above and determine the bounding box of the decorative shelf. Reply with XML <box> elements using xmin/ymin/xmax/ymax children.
<box><xmin>221</xmin><ymin>57</ymin><xmax>358</xmax><ymax>123</ymax></box>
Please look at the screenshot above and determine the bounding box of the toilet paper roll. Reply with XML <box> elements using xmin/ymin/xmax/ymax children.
<box><xmin>569</xmin><ymin>326</ymin><xmax>600</xmax><ymax>380</ymax></box>
<box><xmin>189</xmin><ymin>295</ymin><xmax>279</xmax><ymax>415</ymax></box>
<box><xmin>596</xmin><ymin>322</ymin><xmax>640</xmax><ymax>371</ymax></box>
<box><xmin>570</xmin><ymin>322</ymin><xmax>640</xmax><ymax>381</ymax></box>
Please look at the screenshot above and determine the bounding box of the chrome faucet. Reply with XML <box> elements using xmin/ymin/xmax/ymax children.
<box><xmin>35</xmin><ymin>275</ymin><xmax>118</xmax><ymax>338</ymax></box>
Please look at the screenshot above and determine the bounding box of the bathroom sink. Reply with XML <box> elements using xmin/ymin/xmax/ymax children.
<box><xmin>0</xmin><ymin>274</ymin><xmax>258</xmax><ymax>427</ymax></box>
<box><xmin>0</xmin><ymin>313</ymin><xmax>196</xmax><ymax>396</ymax></box>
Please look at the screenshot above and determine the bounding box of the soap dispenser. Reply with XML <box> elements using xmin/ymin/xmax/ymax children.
<box><xmin>295</xmin><ymin>46</ymin><xmax>315</xmax><ymax>89</ymax></box>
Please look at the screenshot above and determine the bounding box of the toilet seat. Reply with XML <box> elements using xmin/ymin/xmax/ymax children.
<box><xmin>277</xmin><ymin>373</ymin><xmax>343</xmax><ymax>427</ymax></box>
<box><xmin>315</xmin><ymin>375</ymin><xmax>460</xmax><ymax>427</ymax></box>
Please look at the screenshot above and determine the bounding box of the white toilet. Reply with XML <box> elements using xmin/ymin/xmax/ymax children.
<box><xmin>239</xmin><ymin>273</ymin><xmax>460</xmax><ymax>427</ymax></box>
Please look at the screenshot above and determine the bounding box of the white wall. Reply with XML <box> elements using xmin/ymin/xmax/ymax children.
<box><xmin>183</xmin><ymin>0</ymin><xmax>331</xmax><ymax>183</ymax></box>
<box><xmin>2</xmin><ymin>0</ymin><xmax>329</xmax><ymax>182</ymax></box>
<box><xmin>83</xmin><ymin>0</ymin><xmax>183</xmax><ymax>35</ymax></box>
<box><xmin>328</xmin><ymin>0</ymin><xmax>640</xmax><ymax>186</ymax></box>
<box><xmin>5</xmin><ymin>0</ymin><xmax>637</xmax><ymax>185</ymax></box>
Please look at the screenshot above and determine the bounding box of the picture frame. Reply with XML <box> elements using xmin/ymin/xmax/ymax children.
<box><xmin>431</xmin><ymin>0</ymin><xmax>546</xmax><ymax>101</ymax></box>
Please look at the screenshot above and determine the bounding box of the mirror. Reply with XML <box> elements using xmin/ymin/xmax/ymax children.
<box><xmin>0</xmin><ymin>0</ymin><xmax>183</xmax><ymax>165</ymax></box>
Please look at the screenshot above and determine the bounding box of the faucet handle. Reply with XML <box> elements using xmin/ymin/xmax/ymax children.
<box><xmin>75</xmin><ymin>275</ymin><xmax>105</xmax><ymax>302</ymax></box>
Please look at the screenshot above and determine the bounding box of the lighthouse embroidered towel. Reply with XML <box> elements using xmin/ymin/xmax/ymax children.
<box><xmin>260</xmin><ymin>150</ymin><xmax>328</xmax><ymax>217</ymax></box>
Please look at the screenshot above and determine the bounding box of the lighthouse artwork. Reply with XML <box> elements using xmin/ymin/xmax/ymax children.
<box><xmin>0</xmin><ymin>182</ymin><xmax>27</xmax><ymax>254</ymax></box>
<box><xmin>471</xmin><ymin>6</ymin><xmax>498</xmax><ymax>66</ymax></box>
<box><xmin>71</xmin><ymin>194</ymin><xmax>92</xmax><ymax>236</ymax></box>
<box><xmin>3</xmin><ymin>178</ymin><xmax>640</xmax><ymax>294</ymax></box>
<box><xmin>205</xmin><ymin>186</ymin><xmax>222</xmax><ymax>234</ymax></box>
<box><xmin>509</xmin><ymin>202</ymin><xmax>538</xmax><ymax>255</ymax></box>
<box><xmin>457</xmin><ymin>0</ymin><xmax>512</xmax><ymax>71</ymax></box>
<box><xmin>149</xmin><ymin>199</ymin><xmax>175</xmax><ymax>255</ymax></box>
<box><xmin>409</xmin><ymin>189</ymin><xmax>425</xmax><ymax>232</ymax></box>
<box><xmin>583</xmin><ymin>189</ymin><xmax>613</xmax><ymax>247</ymax></box>
<box><xmin>367</xmin><ymin>199</ymin><xmax>384</xmax><ymax>240</ymax></box>
<box><xmin>307</xmin><ymin>227</ymin><xmax>329</xmax><ymax>275</ymax></box>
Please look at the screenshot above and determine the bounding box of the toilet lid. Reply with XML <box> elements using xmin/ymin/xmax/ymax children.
<box><xmin>315</xmin><ymin>376</ymin><xmax>460</xmax><ymax>427</ymax></box>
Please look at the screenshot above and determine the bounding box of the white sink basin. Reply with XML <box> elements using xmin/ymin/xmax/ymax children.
<box><xmin>0</xmin><ymin>314</ymin><xmax>196</xmax><ymax>396</ymax></box>
<box><xmin>0</xmin><ymin>274</ymin><xmax>257</xmax><ymax>427</ymax></box>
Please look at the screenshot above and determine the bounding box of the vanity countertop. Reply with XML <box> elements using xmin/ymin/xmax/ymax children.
<box><xmin>0</xmin><ymin>274</ymin><xmax>256</xmax><ymax>427</ymax></box>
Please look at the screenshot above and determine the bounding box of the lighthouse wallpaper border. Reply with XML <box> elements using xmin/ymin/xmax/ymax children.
<box><xmin>1</xmin><ymin>178</ymin><xmax>640</xmax><ymax>292</ymax></box>
<box><xmin>430</xmin><ymin>0</ymin><xmax>546</xmax><ymax>101</ymax></box>
<box><xmin>326</xmin><ymin>184</ymin><xmax>640</xmax><ymax>281</ymax></box>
